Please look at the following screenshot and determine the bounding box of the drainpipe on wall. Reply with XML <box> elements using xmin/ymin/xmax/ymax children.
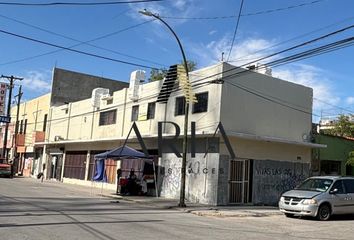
<box><xmin>65</xmin><ymin>103</ymin><xmax>72</xmax><ymax>140</ymax></box>
<box><xmin>121</xmin><ymin>88</ymin><xmax>128</xmax><ymax>137</ymax></box>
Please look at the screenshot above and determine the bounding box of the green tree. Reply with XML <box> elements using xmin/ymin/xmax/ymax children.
<box><xmin>322</xmin><ymin>114</ymin><xmax>354</xmax><ymax>138</ymax></box>
<box><xmin>148</xmin><ymin>68</ymin><xmax>167</xmax><ymax>82</ymax></box>
<box><xmin>346</xmin><ymin>151</ymin><xmax>354</xmax><ymax>166</ymax></box>
<box><xmin>148</xmin><ymin>60</ymin><xmax>197</xmax><ymax>82</ymax></box>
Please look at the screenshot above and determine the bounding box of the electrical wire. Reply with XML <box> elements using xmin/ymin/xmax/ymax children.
<box><xmin>226</xmin><ymin>0</ymin><xmax>244</xmax><ymax>62</ymax></box>
<box><xmin>314</xmin><ymin>98</ymin><xmax>354</xmax><ymax>114</ymax></box>
<box><xmin>0</xmin><ymin>27</ymin><xmax>160</xmax><ymax>69</ymax></box>
<box><xmin>188</xmin><ymin>24</ymin><xmax>354</xmax><ymax>86</ymax></box>
<box><xmin>0</xmin><ymin>19</ymin><xmax>166</xmax><ymax>68</ymax></box>
<box><xmin>0</xmin><ymin>0</ymin><xmax>164</xmax><ymax>6</ymax></box>
<box><xmin>228</xmin><ymin>16</ymin><xmax>354</xmax><ymax>63</ymax></box>
<box><xmin>7</xmin><ymin>24</ymin><xmax>354</xmax><ymax>127</ymax></box>
<box><xmin>159</xmin><ymin>0</ymin><xmax>327</xmax><ymax>20</ymax></box>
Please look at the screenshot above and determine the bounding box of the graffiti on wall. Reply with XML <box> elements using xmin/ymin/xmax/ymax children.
<box><xmin>253</xmin><ymin>160</ymin><xmax>309</xmax><ymax>205</ymax></box>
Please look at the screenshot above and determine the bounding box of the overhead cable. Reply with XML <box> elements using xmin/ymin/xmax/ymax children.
<box><xmin>226</xmin><ymin>0</ymin><xmax>244</xmax><ymax>62</ymax></box>
<box><xmin>0</xmin><ymin>0</ymin><xmax>163</xmax><ymax>6</ymax></box>
<box><xmin>0</xmin><ymin>28</ymin><xmax>158</xmax><ymax>69</ymax></box>
<box><xmin>159</xmin><ymin>0</ymin><xmax>327</xmax><ymax>20</ymax></box>
<box><xmin>0</xmin><ymin>15</ymin><xmax>166</xmax><ymax>67</ymax></box>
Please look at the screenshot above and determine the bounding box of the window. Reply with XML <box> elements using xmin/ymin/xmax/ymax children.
<box><xmin>131</xmin><ymin>105</ymin><xmax>139</xmax><ymax>121</ymax></box>
<box><xmin>331</xmin><ymin>180</ymin><xmax>345</xmax><ymax>194</ymax></box>
<box><xmin>20</xmin><ymin>120</ymin><xmax>23</xmax><ymax>134</ymax></box>
<box><xmin>343</xmin><ymin>179</ymin><xmax>354</xmax><ymax>193</ymax></box>
<box><xmin>175</xmin><ymin>96</ymin><xmax>185</xmax><ymax>116</ymax></box>
<box><xmin>99</xmin><ymin>109</ymin><xmax>117</xmax><ymax>126</ymax></box>
<box><xmin>106</xmin><ymin>99</ymin><xmax>113</xmax><ymax>105</ymax></box>
<box><xmin>147</xmin><ymin>102</ymin><xmax>156</xmax><ymax>120</ymax></box>
<box><xmin>43</xmin><ymin>114</ymin><xmax>48</xmax><ymax>132</ymax></box>
<box><xmin>24</xmin><ymin>119</ymin><xmax>27</xmax><ymax>134</ymax></box>
<box><xmin>192</xmin><ymin>92</ymin><xmax>208</xmax><ymax>113</ymax></box>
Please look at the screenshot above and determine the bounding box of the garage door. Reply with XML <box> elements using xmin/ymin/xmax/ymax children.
<box><xmin>64</xmin><ymin>151</ymin><xmax>87</xmax><ymax>180</ymax></box>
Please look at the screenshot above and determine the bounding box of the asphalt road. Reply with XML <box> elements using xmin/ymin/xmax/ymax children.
<box><xmin>1</xmin><ymin>178</ymin><xmax>354</xmax><ymax>240</ymax></box>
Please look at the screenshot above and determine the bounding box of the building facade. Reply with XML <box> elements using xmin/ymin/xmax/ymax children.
<box><xmin>0</xmin><ymin>67</ymin><xmax>128</xmax><ymax>177</ymax></box>
<box><xmin>39</xmin><ymin>62</ymin><xmax>324</xmax><ymax>205</ymax></box>
<box><xmin>312</xmin><ymin>134</ymin><xmax>354</xmax><ymax>176</ymax></box>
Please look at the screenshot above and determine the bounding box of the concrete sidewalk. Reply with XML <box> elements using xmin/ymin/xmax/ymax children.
<box><xmin>22</xmin><ymin>177</ymin><xmax>282</xmax><ymax>218</ymax></box>
<box><xmin>101</xmin><ymin>191</ymin><xmax>282</xmax><ymax>218</ymax></box>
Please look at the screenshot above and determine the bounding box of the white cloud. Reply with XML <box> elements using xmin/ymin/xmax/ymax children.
<box><xmin>346</xmin><ymin>96</ymin><xmax>354</xmax><ymax>105</ymax></box>
<box><xmin>173</xmin><ymin>0</ymin><xmax>187</xmax><ymax>10</ymax></box>
<box><xmin>22</xmin><ymin>70</ymin><xmax>51</xmax><ymax>94</ymax></box>
<box><xmin>127</xmin><ymin>0</ymin><xmax>202</xmax><ymax>25</ymax></box>
<box><xmin>191</xmin><ymin>35</ymin><xmax>276</xmax><ymax>67</ymax></box>
<box><xmin>208</xmin><ymin>30</ymin><xmax>217</xmax><ymax>36</ymax></box>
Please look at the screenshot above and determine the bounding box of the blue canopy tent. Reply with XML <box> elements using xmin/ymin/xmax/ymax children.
<box><xmin>93</xmin><ymin>145</ymin><xmax>158</xmax><ymax>197</ymax></box>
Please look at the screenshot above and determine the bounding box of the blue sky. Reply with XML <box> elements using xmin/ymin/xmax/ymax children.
<box><xmin>0</xmin><ymin>0</ymin><xmax>353</xmax><ymax>122</ymax></box>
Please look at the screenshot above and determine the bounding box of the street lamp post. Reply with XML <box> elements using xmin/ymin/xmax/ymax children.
<box><xmin>139</xmin><ymin>9</ymin><xmax>189</xmax><ymax>207</ymax></box>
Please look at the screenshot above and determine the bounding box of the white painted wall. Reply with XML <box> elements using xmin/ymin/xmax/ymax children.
<box><xmin>220</xmin><ymin>63</ymin><xmax>313</xmax><ymax>143</ymax></box>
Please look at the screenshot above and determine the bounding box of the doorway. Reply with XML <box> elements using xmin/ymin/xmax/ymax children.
<box><xmin>229</xmin><ymin>159</ymin><xmax>252</xmax><ymax>204</ymax></box>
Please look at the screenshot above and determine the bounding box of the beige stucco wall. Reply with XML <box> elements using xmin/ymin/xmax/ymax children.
<box><xmin>220</xmin><ymin>63</ymin><xmax>313</xmax><ymax>143</ymax></box>
<box><xmin>220</xmin><ymin>137</ymin><xmax>312</xmax><ymax>163</ymax></box>
<box><xmin>10</xmin><ymin>93</ymin><xmax>51</xmax><ymax>148</ymax></box>
<box><xmin>47</xmin><ymin>64</ymin><xmax>223</xmax><ymax>144</ymax></box>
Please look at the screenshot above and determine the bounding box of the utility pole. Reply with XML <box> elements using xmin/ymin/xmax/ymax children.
<box><xmin>13</xmin><ymin>85</ymin><xmax>23</xmax><ymax>170</ymax></box>
<box><xmin>1</xmin><ymin>75</ymin><xmax>23</xmax><ymax>163</ymax></box>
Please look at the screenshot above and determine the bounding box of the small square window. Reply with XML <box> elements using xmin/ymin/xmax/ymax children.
<box><xmin>131</xmin><ymin>105</ymin><xmax>139</xmax><ymax>121</ymax></box>
<box><xmin>193</xmin><ymin>92</ymin><xmax>208</xmax><ymax>113</ymax></box>
<box><xmin>147</xmin><ymin>102</ymin><xmax>156</xmax><ymax>120</ymax></box>
<box><xmin>175</xmin><ymin>97</ymin><xmax>185</xmax><ymax>116</ymax></box>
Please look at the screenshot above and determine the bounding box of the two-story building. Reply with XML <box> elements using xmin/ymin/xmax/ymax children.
<box><xmin>0</xmin><ymin>67</ymin><xmax>128</xmax><ymax>177</ymax></box>
<box><xmin>40</xmin><ymin>62</ymin><xmax>325</xmax><ymax>205</ymax></box>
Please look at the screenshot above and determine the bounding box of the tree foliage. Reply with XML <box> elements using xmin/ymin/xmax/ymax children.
<box><xmin>347</xmin><ymin>151</ymin><xmax>354</xmax><ymax>166</ymax></box>
<box><xmin>322</xmin><ymin>114</ymin><xmax>354</xmax><ymax>138</ymax></box>
<box><xmin>148</xmin><ymin>60</ymin><xmax>197</xmax><ymax>82</ymax></box>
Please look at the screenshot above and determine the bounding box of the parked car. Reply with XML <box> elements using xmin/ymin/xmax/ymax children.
<box><xmin>0</xmin><ymin>163</ymin><xmax>12</xmax><ymax>178</ymax></box>
<box><xmin>279</xmin><ymin>176</ymin><xmax>354</xmax><ymax>220</ymax></box>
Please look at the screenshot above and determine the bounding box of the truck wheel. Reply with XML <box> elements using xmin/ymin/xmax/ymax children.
<box><xmin>316</xmin><ymin>204</ymin><xmax>331</xmax><ymax>221</ymax></box>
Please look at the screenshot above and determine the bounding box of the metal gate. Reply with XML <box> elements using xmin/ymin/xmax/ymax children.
<box><xmin>63</xmin><ymin>151</ymin><xmax>87</xmax><ymax>180</ymax></box>
<box><xmin>229</xmin><ymin>159</ymin><xmax>251</xmax><ymax>204</ymax></box>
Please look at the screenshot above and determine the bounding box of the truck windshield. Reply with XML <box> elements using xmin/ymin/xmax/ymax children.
<box><xmin>296</xmin><ymin>178</ymin><xmax>333</xmax><ymax>192</ymax></box>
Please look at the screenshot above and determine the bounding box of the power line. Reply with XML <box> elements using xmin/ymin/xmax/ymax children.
<box><xmin>8</xmin><ymin>24</ymin><xmax>354</xmax><ymax>127</ymax></box>
<box><xmin>226</xmin><ymin>0</ymin><xmax>244</xmax><ymax>62</ymax></box>
<box><xmin>0</xmin><ymin>0</ymin><xmax>163</xmax><ymax>6</ymax></box>
<box><xmin>0</xmin><ymin>19</ymin><xmax>166</xmax><ymax>68</ymax></box>
<box><xmin>0</xmin><ymin>18</ymin><xmax>164</xmax><ymax>69</ymax></box>
<box><xmin>228</xmin><ymin>16</ymin><xmax>354</xmax><ymax>63</ymax></box>
<box><xmin>314</xmin><ymin>98</ymin><xmax>354</xmax><ymax>114</ymax></box>
<box><xmin>0</xmin><ymin>27</ymin><xmax>160</xmax><ymax>69</ymax></box>
<box><xmin>189</xmin><ymin>24</ymin><xmax>354</xmax><ymax>86</ymax></box>
<box><xmin>159</xmin><ymin>0</ymin><xmax>327</xmax><ymax>20</ymax></box>
<box><xmin>241</xmin><ymin>0</ymin><xmax>326</xmax><ymax>17</ymax></box>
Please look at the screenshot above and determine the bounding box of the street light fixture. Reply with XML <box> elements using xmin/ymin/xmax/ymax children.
<box><xmin>139</xmin><ymin>9</ymin><xmax>190</xmax><ymax>207</ymax></box>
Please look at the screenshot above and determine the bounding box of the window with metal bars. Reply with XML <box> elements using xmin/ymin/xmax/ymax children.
<box><xmin>147</xmin><ymin>102</ymin><xmax>156</xmax><ymax>120</ymax></box>
<box><xmin>131</xmin><ymin>105</ymin><xmax>139</xmax><ymax>121</ymax></box>
<box><xmin>99</xmin><ymin>109</ymin><xmax>117</xmax><ymax>126</ymax></box>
